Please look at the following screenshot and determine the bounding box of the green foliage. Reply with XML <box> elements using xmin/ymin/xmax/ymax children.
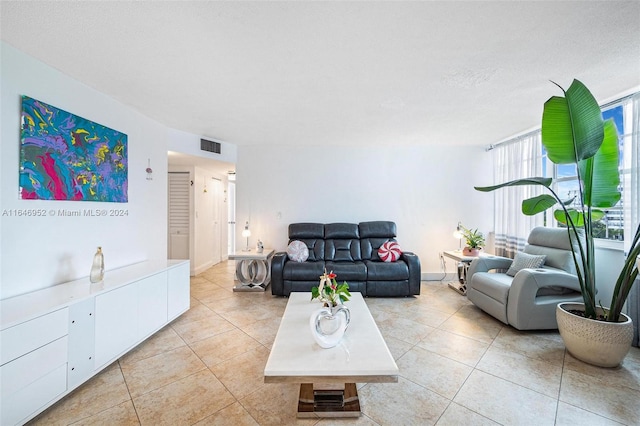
<box><xmin>461</xmin><ymin>226</ymin><xmax>485</xmax><ymax>249</ymax></box>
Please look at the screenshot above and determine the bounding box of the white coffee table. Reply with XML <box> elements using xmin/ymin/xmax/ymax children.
<box><xmin>264</xmin><ymin>292</ymin><xmax>398</xmax><ymax>418</ymax></box>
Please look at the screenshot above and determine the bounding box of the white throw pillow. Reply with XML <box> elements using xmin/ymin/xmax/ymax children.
<box><xmin>378</xmin><ymin>240</ymin><xmax>402</xmax><ymax>262</ymax></box>
<box><xmin>286</xmin><ymin>240</ymin><xmax>309</xmax><ymax>262</ymax></box>
<box><xmin>506</xmin><ymin>252</ymin><xmax>546</xmax><ymax>277</ymax></box>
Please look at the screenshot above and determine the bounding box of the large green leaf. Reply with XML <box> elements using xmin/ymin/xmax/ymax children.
<box><xmin>554</xmin><ymin>208</ymin><xmax>605</xmax><ymax>226</ymax></box>
<box><xmin>522</xmin><ymin>194</ymin><xmax>557</xmax><ymax>216</ymax></box>
<box><xmin>579</xmin><ymin>119</ymin><xmax>621</xmax><ymax>208</ymax></box>
<box><xmin>541</xmin><ymin>80</ymin><xmax>604</xmax><ymax>164</ymax></box>
<box><xmin>474</xmin><ymin>177</ymin><xmax>552</xmax><ymax>192</ymax></box>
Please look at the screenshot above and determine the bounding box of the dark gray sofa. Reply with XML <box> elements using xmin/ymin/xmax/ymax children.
<box><xmin>271</xmin><ymin>221</ymin><xmax>421</xmax><ymax>297</ymax></box>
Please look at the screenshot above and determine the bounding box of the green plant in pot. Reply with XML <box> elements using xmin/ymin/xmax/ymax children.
<box><xmin>475</xmin><ymin>79</ymin><xmax>639</xmax><ymax>367</ymax></box>
<box><xmin>460</xmin><ymin>225</ymin><xmax>485</xmax><ymax>256</ymax></box>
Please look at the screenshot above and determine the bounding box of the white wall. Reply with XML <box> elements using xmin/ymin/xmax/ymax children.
<box><xmin>235</xmin><ymin>144</ymin><xmax>494</xmax><ymax>278</ymax></box>
<box><xmin>1</xmin><ymin>42</ymin><xmax>168</xmax><ymax>299</ymax></box>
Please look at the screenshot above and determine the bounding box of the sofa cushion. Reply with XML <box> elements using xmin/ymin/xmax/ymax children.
<box><xmin>365</xmin><ymin>260</ymin><xmax>409</xmax><ymax>280</ymax></box>
<box><xmin>288</xmin><ymin>223</ymin><xmax>325</xmax><ymax>261</ymax></box>
<box><xmin>286</xmin><ymin>240</ymin><xmax>309</xmax><ymax>262</ymax></box>
<box><xmin>506</xmin><ymin>252</ymin><xmax>546</xmax><ymax>277</ymax></box>
<box><xmin>325</xmin><ymin>261</ymin><xmax>367</xmax><ymax>281</ymax></box>
<box><xmin>378</xmin><ymin>240</ymin><xmax>402</xmax><ymax>262</ymax></box>
<box><xmin>325</xmin><ymin>223</ymin><xmax>359</xmax><ymax>239</ymax></box>
<box><xmin>325</xmin><ymin>239</ymin><xmax>362</xmax><ymax>261</ymax></box>
<box><xmin>283</xmin><ymin>260</ymin><xmax>326</xmax><ymax>281</ymax></box>
<box><xmin>469</xmin><ymin>272</ymin><xmax>512</xmax><ymax>304</ymax></box>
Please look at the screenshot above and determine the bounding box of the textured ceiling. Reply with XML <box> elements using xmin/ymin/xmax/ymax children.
<box><xmin>2</xmin><ymin>1</ymin><xmax>639</xmax><ymax>149</ymax></box>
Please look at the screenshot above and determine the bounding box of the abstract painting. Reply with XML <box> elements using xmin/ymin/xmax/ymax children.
<box><xmin>19</xmin><ymin>96</ymin><xmax>128</xmax><ymax>202</ymax></box>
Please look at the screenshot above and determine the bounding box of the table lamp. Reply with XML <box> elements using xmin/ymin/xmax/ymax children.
<box><xmin>242</xmin><ymin>221</ymin><xmax>251</xmax><ymax>251</ymax></box>
<box><xmin>453</xmin><ymin>221</ymin><xmax>463</xmax><ymax>250</ymax></box>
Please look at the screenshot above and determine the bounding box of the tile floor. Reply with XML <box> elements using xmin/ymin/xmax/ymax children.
<box><xmin>29</xmin><ymin>261</ymin><xmax>640</xmax><ymax>426</ymax></box>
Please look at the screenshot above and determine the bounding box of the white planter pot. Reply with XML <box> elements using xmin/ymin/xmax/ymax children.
<box><xmin>556</xmin><ymin>302</ymin><xmax>634</xmax><ymax>368</ymax></box>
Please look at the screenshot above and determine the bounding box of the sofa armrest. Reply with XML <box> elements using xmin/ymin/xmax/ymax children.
<box><xmin>270</xmin><ymin>252</ymin><xmax>288</xmax><ymax>296</ymax></box>
<box><xmin>507</xmin><ymin>268</ymin><xmax>581</xmax><ymax>328</ymax></box>
<box><xmin>467</xmin><ymin>255</ymin><xmax>513</xmax><ymax>279</ymax></box>
<box><xmin>401</xmin><ymin>251</ymin><xmax>421</xmax><ymax>295</ymax></box>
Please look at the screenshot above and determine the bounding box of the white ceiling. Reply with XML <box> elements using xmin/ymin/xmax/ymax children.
<box><xmin>2</xmin><ymin>1</ymin><xmax>639</xmax><ymax>152</ymax></box>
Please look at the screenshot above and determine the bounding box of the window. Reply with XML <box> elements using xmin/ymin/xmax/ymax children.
<box><xmin>543</xmin><ymin>98</ymin><xmax>636</xmax><ymax>242</ymax></box>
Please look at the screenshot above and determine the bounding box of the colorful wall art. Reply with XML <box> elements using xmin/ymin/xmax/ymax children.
<box><xmin>19</xmin><ymin>96</ymin><xmax>128</xmax><ymax>202</ymax></box>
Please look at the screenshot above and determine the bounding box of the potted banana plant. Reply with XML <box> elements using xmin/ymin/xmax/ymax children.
<box><xmin>475</xmin><ymin>79</ymin><xmax>639</xmax><ymax>367</ymax></box>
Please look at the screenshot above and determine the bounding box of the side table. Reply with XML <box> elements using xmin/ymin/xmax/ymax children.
<box><xmin>228</xmin><ymin>249</ymin><xmax>275</xmax><ymax>292</ymax></box>
<box><xmin>442</xmin><ymin>250</ymin><xmax>479</xmax><ymax>296</ymax></box>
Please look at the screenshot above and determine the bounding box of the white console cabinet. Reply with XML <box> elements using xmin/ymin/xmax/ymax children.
<box><xmin>0</xmin><ymin>260</ymin><xmax>189</xmax><ymax>425</ymax></box>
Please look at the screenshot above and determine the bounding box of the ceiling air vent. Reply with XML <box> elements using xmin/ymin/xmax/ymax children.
<box><xmin>201</xmin><ymin>139</ymin><xmax>221</xmax><ymax>154</ymax></box>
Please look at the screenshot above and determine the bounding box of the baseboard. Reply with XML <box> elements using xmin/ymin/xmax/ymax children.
<box><xmin>422</xmin><ymin>272</ymin><xmax>457</xmax><ymax>282</ymax></box>
<box><xmin>193</xmin><ymin>260</ymin><xmax>215</xmax><ymax>276</ymax></box>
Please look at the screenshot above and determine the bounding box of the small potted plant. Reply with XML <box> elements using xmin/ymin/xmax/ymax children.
<box><xmin>460</xmin><ymin>226</ymin><xmax>485</xmax><ymax>256</ymax></box>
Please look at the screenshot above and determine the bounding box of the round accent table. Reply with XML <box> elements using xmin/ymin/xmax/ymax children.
<box><xmin>228</xmin><ymin>249</ymin><xmax>275</xmax><ymax>292</ymax></box>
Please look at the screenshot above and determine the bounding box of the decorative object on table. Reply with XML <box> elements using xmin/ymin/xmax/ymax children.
<box><xmin>475</xmin><ymin>79</ymin><xmax>640</xmax><ymax>367</ymax></box>
<box><xmin>89</xmin><ymin>246</ymin><xmax>104</xmax><ymax>283</ymax></box>
<box><xmin>146</xmin><ymin>159</ymin><xmax>153</xmax><ymax>180</ymax></box>
<box><xmin>256</xmin><ymin>239</ymin><xmax>264</xmax><ymax>253</ymax></box>
<box><xmin>309</xmin><ymin>271</ymin><xmax>351</xmax><ymax>348</ymax></box>
<box><xmin>378</xmin><ymin>240</ymin><xmax>402</xmax><ymax>262</ymax></box>
<box><xmin>458</xmin><ymin>224</ymin><xmax>485</xmax><ymax>256</ymax></box>
<box><xmin>286</xmin><ymin>240</ymin><xmax>309</xmax><ymax>262</ymax></box>
<box><xmin>241</xmin><ymin>221</ymin><xmax>251</xmax><ymax>251</ymax></box>
<box><xmin>19</xmin><ymin>96</ymin><xmax>128</xmax><ymax>202</ymax></box>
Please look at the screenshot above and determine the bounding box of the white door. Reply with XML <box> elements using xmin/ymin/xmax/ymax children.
<box><xmin>211</xmin><ymin>178</ymin><xmax>222</xmax><ymax>264</ymax></box>
<box><xmin>168</xmin><ymin>172</ymin><xmax>190</xmax><ymax>259</ymax></box>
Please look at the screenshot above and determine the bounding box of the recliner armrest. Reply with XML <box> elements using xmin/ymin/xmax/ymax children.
<box><xmin>401</xmin><ymin>251</ymin><xmax>421</xmax><ymax>295</ymax></box>
<box><xmin>467</xmin><ymin>255</ymin><xmax>513</xmax><ymax>279</ymax></box>
<box><xmin>270</xmin><ymin>252</ymin><xmax>288</xmax><ymax>296</ymax></box>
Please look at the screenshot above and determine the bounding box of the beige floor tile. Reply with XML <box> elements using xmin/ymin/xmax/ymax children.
<box><xmin>210</xmin><ymin>346</ymin><xmax>271</xmax><ymax>399</ymax></box>
<box><xmin>119</xmin><ymin>325</ymin><xmax>186</xmax><ymax>365</ymax></box>
<box><xmin>170</xmin><ymin>301</ymin><xmax>218</xmax><ymax>327</ymax></box>
<box><xmin>492</xmin><ymin>326</ymin><xmax>566</xmax><ymax>366</ymax></box>
<box><xmin>239</xmin><ymin>383</ymin><xmax>317</xmax><ymax>426</ymax></box>
<box><xmin>396</xmin><ymin>346</ymin><xmax>473</xmax><ymax>399</ymax></box>
<box><xmin>201</xmin><ymin>295</ymin><xmax>258</xmax><ymax>313</ymax></box>
<box><xmin>70</xmin><ymin>400</ymin><xmax>140</xmax><ymax>426</ymax></box>
<box><xmin>435</xmin><ymin>402</ymin><xmax>499</xmax><ymax>425</ymax></box>
<box><xmin>375</xmin><ymin>311</ymin><xmax>436</xmax><ymax>345</ymax></box>
<box><xmin>438</xmin><ymin>312</ymin><xmax>503</xmax><ymax>344</ymax></box>
<box><xmin>192</xmin><ymin>284</ymin><xmax>234</xmax><ymax>301</ymax></box>
<box><xmin>133</xmin><ymin>369</ymin><xmax>236</xmax><ymax>425</ymax></box>
<box><xmin>454</xmin><ymin>370</ymin><xmax>557</xmax><ymax>425</ymax></box>
<box><xmin>359</xmin><ymin>376</ymin><xmax>450</xmax><ymax>425</ymax></box>
<box><xmin>28</xmin><ymin>363</ymin><xmax>131</xmax><ymax>426</ymax></box>
<box><xmin>563</xmin><ymin>348</ymin><xmax>640</xmax><ymax>392</ymax></box>
<box><xmin>417</xmin><ymin>328</ymin><xmax>489</xmax><ymax>367</ymax></box>
<box><xmin>476</xmin><ymin>345</ymin><xmax>562</xmax><ymax>398</ymax></box>
<box><xmin>171</xmin><ymin>312</ymin><xmax>236</xmax><ymax>344</ymax></box>
<box><xmin>316</xmin><ymin>415</ymin><xmax>382</xmax><ymax>425</ymax></box>
<box><xmin>559</xmin><ymin>368</ymin><xmax>640</xmax><ymax>425</ymax></box>
<box><xmin>238</xmin><ymin>316</ymin><xmax>282</xmax><ymax>346</ymax></box>
<box><xmin>555</xmin><ymin>401</ymin><xmax>625</xmax><ymax>425</ymax></box>
<box><xmin>121</xmin><ymin>346</ymin><xmax>206</xmax><ymax>397</ymax></box>
<box><xmin>383</xmin><ymin>335</ymin><xmax>416</xmax><ymax>361</ymax></box>
<box><xmin>217</xmin><ymin>304</ymin><xmax>279</xmax><ymax>327</ymax></box>
<box><xmin>194</xmin><ymin>402</ymin><xmax>259</xmax><ymax>425</ymax></box>
<box><xmin>190</xmin><ymin>328</ymin><xmax>263</xmax><ymax>368</ymax></box>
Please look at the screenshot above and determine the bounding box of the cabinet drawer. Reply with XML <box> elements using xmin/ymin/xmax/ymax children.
<box><xmin>1</xmin><ymin>363</ymin><xmax>67</xmax><ymax>426</ymax></box>
<box><xmin>1</xmin><ymin>336</ymin><xmax>68</xmax><ymax>398</ymax></box>
<box><xmin>1</xmin><ymin>308</ymin><xmax>69</xmax><ymax>365</ymax></box>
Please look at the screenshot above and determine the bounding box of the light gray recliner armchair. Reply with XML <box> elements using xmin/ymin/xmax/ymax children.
<box><xmin>466</xmin><ymin>227</ymin><xmax>583</xmax><ymax>330</ymax></box>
